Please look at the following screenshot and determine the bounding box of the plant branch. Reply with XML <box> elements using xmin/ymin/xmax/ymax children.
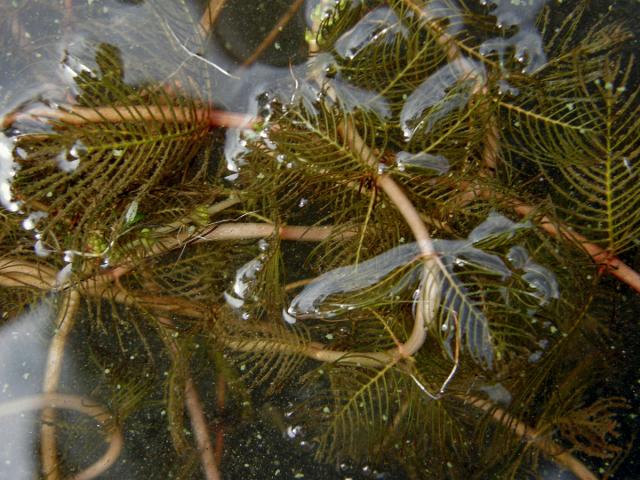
<box><xmin>336</xmin><ymin>118</ymin><xmax>439</xmax><ymax>358</ymax></box>
<box><xmin>512</xmin><ymin>203</ymin><xmax>640</xmax><ymax>294</ymax></box>
<box><xmin>242</xmin><ymin>0</ymin><xmax>305</xmax><ymax>67</ymax></box>
<box><xmin>160</xmin><ymin>315</ymin><xmax>221</xmax><ymax>480</ymax></box>
<box><xmin>74</xmin><ymin>221</ymin><xmax>348</xmax><ymax>296</ymax></box>
<box><xmin>41</xmin><ymin>289</ymin><xmax>81</xmax><ymax>480</ymax></box>
<box><xmin>0</xmin><ymin>258</ymin><xmax>56</xmax><ymax>290</ymax></box>
<box><xmin>0</xmin><ymin>393</ymin><xmax>123</xmax><ymax>480</ymax></box>
<box><xmin>185</xmin><ymin>377</ymin><xmax>220</xmax><ymax>480</ymax></box>
<box><xmin>462</xmin><ymin>395</ymin><xmax>598</xmax><ymax>480</ymax></box>
<box><xmin>463</xmin><ymin>184</ymin><xmax>640</xmax><ymax>294</ymax></box>
<box><xmin>2</xmin><ymin>105</ymin><xmax>257</xmax><ymax>130</ymax></box>
<box><xmin>198</xmin><ymin>0</ymin><xmax>226</xmax><ymax>39</ymax></box>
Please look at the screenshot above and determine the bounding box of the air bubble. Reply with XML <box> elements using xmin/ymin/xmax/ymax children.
<box><xmin>0</xmin><ymin>132</ymin><xmax>21</xmax><ymax>212</ymax></box>
<box><xmin>299</xmin><ymin>440</ymin><xmax>315</xmax><ymax>452</ymax></box>
<box><xmin>55</xmin><ymin>150</ymin><xmax>80</xmax><ymax>173</ymax></box>
<box><xmin>34</xmin><ymin>240</ymin><xmax>51</xmax><ymax>258</ymax></box>
<box><xmin>15</xmin><ymin>147</ymin><xmax>27</xmax><ymax>160</ymax></box>
<box><xmin>282</xmin><ymin>308</ymin><xmax>297</xmax><ymax>325</ymax></box>
<box><xmin>22</xmin><ymin>211</ymin><xmax>47</xmax><ymax>231</ymax></box>
<box><xmin>528</xmin><ymin>351</ymin><xmax>543</xmax><ymax>363</ymax></box>
<box><xmin>286</xmin><ymin>425</ymin><xmax>304</xmax><ymax>439</ymax></box>
<box><xmin>56</xmin><ymin>264</ymin><xmax>73</xmax><ymax>286</ymax></box>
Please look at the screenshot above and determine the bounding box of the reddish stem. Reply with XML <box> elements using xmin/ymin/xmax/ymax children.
<box><xmin>2</xmin><ymin>105</ymin><xmax>257</xmax><ymax>130</ymax></box>
<box><xmin>512</xmin><ymin>204</ymin><xmax>640</xmax><ymax>294</ymax></box>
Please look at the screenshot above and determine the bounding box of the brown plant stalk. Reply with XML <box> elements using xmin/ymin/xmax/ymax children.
<box><xmin>41</xmin><ymin>289</ymin><xmax>81</xmax><ymax>480</ymax></box>
<box><xmin>160</xmin><ymin>315</ymin><xmax>221</xmax><ymax>480</ymax></box>
<box><xmin>83</xmin><ymin>222</ymin><xmax>347</xmax><ymax>294</ymax></box>
<box><xmin>461</xmin><ymin>395</ymin><xmax>597</xmax><ymax>480</ymax></box>
<box><xmin>198</xmin><ymin>0</ymin><xmax>226</xmax><ymax>39</ymax></box>
<box><xmin>461</xmin><ymin>184</ymin><xmax>640</xmax><ymax>294</ymax></box>
<box><xmin>512</xmin><ymin>203</ymin><xmax>640</xmax><ymax>294</ymax></box>
<box><xmin>0</xmin><ymin>393</ymin><xmax>123</xmax><ymax>480</ymax></box>
<box><xmin>242</xmin><ymin>0</ymin><xmax>306</xmax><ymax>67</ymax></box>
<box><xmin>2</xmin><ymin>105</ymin><xmax>257</xmax><ymax>130</ymax></box>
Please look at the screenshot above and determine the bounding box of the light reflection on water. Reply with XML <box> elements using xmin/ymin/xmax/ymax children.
<box><xmin>0</xmin><ymin>301</ymin><xmax>54</xmax><ymax>478</ymax></box>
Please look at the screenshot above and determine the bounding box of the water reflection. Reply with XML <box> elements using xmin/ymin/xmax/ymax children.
<box><xmin>0</xmin><ymin>301</ymin><xmax>53</xmax><ymax>478</ymax></box>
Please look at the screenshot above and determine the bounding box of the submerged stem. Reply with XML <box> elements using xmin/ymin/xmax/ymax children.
<box><xmin>0</xmin><ymin>393</ymin><xmax>122</xmax><ymax>480</ymax></box>
<box><xmin>242</xmin><ymin>0</ymin><xmax>305</xmax><ymax>67</ymax></box>
<box><xmin>512</xmin><ymin>204</ymin><xmax>640</xmax><ymax>294</ymax></box>
<box><xmin>40</xmin><ymin>290</ymin><xmax>81</xmax><ymax>480</ymax></box>
<box><xmin>337</xmin><ymin>116</ymin><xmax>439</xmax><ymax>358</ymax></box>
<box><xmin>464</xmin><ymin>184</ymin><xmax>640</xmax><ymax>293</ymax></box>
<box><xmin>160</xmin><ymin>315</ymin><xmax>221</xmax><ymax>480</ymax></box>
<box><xmin>2</xmin><ymin>105</ymin><xmax>257</xmax><ymax>130</ymax></box>
<box><xmin>462</xmin><ymin>395</ymin><xmax>598</xmax><ymax>480</ymax></box>
<box><xmin>198</xmin><ymin>0</ymin><xmax>226</xmax><ymax>39</ymax></box>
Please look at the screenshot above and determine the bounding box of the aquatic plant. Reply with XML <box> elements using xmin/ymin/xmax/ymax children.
<box><xmin>0</xmin><ymin>0</ymin><xmax>638</xmax><ymax>479</ymax></box>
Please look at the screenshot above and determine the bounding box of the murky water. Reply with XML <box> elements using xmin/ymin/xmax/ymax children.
<box><xmin>0</xmin><ymin>1</ymin><xmax>638</xmax><ymax>479</ymax></box>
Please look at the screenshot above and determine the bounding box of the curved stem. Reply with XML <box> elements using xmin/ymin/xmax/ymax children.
<box><xmin>41</xmin><ymin>289</ymin><xmax>81</xmax><ymax>480</ymax></box>
<box><xmin>337</xmin><ymin>117</ymin><xmax>440</xmax><ymax>358</ymax></box>
<box><xmin>0</xmin><ymin>393</ymin><xmax>122</xmax><ymax>480</ymax></box>
<box><xmin>0</xmin><ymin>258</ymin><xmax>56</xmax><ymax>290</ymax></box>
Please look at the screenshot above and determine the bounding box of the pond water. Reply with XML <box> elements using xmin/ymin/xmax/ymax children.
<box><xmin>0</xmin><ymin>1</ymin><xmax>639</xmax><ymax>479</ymax></box>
